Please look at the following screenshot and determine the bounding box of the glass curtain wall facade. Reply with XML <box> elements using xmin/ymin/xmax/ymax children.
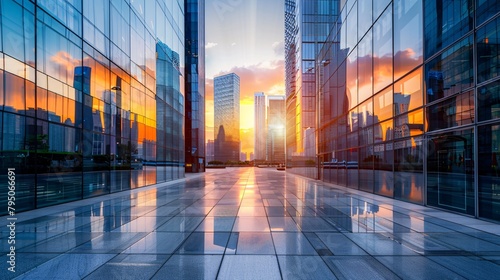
<box><xmin>184</xmin><ymin>0</ymin><xmax>205</xmax><ymax>173</ymax></box>
<box><xmin>0</xmin><ymin>0</ymin><xmax>186</xmax><ymax>214</ymax></box>
<box><xmin>214</xmin><ymin>73</ymin><xmax>240</xmax><ymax>163</ymax></box>
<box><xmin>285</xmin><ymin>0</ymin><xmax>338</xmax><ymax>178</ymax></box>
<box><xmin>318</xmin><ymin>0</ymin><xmax>500</xmax><ymax>222</ymax></box>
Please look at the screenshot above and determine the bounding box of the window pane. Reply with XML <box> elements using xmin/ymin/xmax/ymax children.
<box><xmin>374</xmin><ymin>86</ymin><xmax>393</xmax><ymax>121</ymax></box>
<box><xmin>373</xmin><ymin>5</ymin><xmax>393</xmax><ymax>93</ymax></box>
<box><xmin>476</xmin><ymin>0</ymin><xmax>500</xmax><ymax>26</ymax></box>
<box><xmin>477</xmin><ymin>16</ymin><xmax>500</xmax><ymax>83</ymax></box>
<box><xmin>358</xmin><ymin>0</ymin><xmax>372</xmax><ymax>40</ymax></box>
<box><xmin>374</xmin><ymin>119</ymin><xmax>393</xmax><ymax>143</ymax></box>
<box><xmin>394</xmin><ymin>68</ymin><xmax>424</xmax><ymax>115</ymax></box>
<box><xmin>424</xmin><ymin>0</ymin><xmax>474</xmax><ymax>58</ymax></box>
<box><xmin>394</xmin><ymin>136</ymin><xmax>424</xmax><ymax>203</ymax></box>
<box><xmin>427</xmin><ymin>91</ymin><xmax>474</xmax><ymax>131</ymax></box>
<box><xmin>358</xmin><ymin>31</ymin><xmax>372</xmax><ymax>103</ymax></box>
<box><xmin>478</xmin><ymin>124</ymin><xmax>500</xmax><ymax>220</ymax></box>
<box><xmin>427</xmin><ymin>129</ymin><xmax>475</xmax><ymax>215</ymax></box>
<box><xmin>394</xmin><ymin>0</ymin><xmax>423</xmax><ymax>80</ymax></box>
<box><xmin>394</xmin><ymin>109</ymin><xmax>424</xmax><ymax>138</ymax></box>
<box><xmin>478</xmin><ymin>79</ymin><xmax>500</xmax><ymax>122</ymax></box>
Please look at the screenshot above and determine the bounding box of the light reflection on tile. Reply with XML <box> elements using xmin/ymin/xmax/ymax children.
<box><xmin>152</xmin><ymin>255</ymin><xmax>222</xmax><ymax>280</ymax></box>
<box><xmin>14</xmin><ymin>253</ymin><xmax>116</xmax><ymax>280</ymax></box>
<box><xmin>279</xmin><ymin>256</ymin><xmax>337</xmax><ymax>279</ymax></box>
<box><xmin>86</xmin><ymin>254</ymin><xmax>169</xmax><ymax>280</ymax></box>
<box><xmin>176</xmin><ymin>232</ymin><xmax>230</xmax><ymax>254</ymax></box>
<box><xmin>218</xmin><ymin>255</ymin><xmax>281</xmax><ymax>280</ymax></box>
<box><xmin>195</xmin><ymin>216</ymin><xmax>236</xmax><ymax>232</ymax></box>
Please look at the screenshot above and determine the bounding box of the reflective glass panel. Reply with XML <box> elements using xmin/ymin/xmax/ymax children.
<box><xmin>424</xmin><ymin>0</ymin><xmax>474</xmax><ymax>58</ymax></box>
<box><xmin>427</xmin><ymin>91</ymin><xmax>474</xmax><ymax>131</ymax></box>
<box><xmin>425</xmin><ymin>36</ymin><xmax>474</xmax><ymax>103</ymax></box>
<box><xmin>476</xmin><ymin>0</ymin><xmax>500</xmax><ymax>26</ymax></box>
<box><xmin>358</xmin><ymin>30</ymin><xmax>372</xmax><ymax>103</ymax></box>
<box><xmin>478</xmin><ymin>79</ymin><xmax>500</xmax><ymax>122</ymax></box>
<box><xmin>394</xmin><ymin>68</ymin><xmax>424</xmax><ymax>115</ymax></box>
<box><xmin>374</xmin><ymin>86</ymin><xmax>393</xmax><ymax>122</ymax></box>
<box><xmin>478</xmin><ymin>124</ymin><xmax>500</xmax><ymax>220</ymax></box>
<box><xmin>477</xmin><ymin>16</ymin><xmax>500</xmax><ymax>83</ymax></box>
<box><xmin>427</xmin><ymin>129</ymin><xmax>475</xmax><ymax>215</ymax></box>
<box><xmin>373</xmin><ymin>5</ymin><xmax>393</xmax><ymax>93</ymax></box>
<box><xmin>394</xmin><ymin>136</ymin><xmax>424</xmax><ymax>203</ymax></box>
<box><xmin>394</xmin><ymin>0</ymin><xmax>423</xmax><ymax>80</ymax></box>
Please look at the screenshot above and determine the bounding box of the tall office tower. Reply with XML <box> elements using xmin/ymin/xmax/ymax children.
<box><xmin>0</xmin><ymin>0</ymin><xmax>187</xmax><ymax>214</ymax></box>
<box><xmin>214</xmin><ymin>73</ymin><xmax>240</xmax><ymax>162</ymax></box>
<box><xmin>267</xmin><ymin>95</ymin><xmax>286</xmax><ymax>163</ymax></box>
<box><xmin>316</xmin><ymin>0</ymin><xmax>500</xmax><ymax>222</ymax></box>
<box><xmin>185</xmin><ymin>0</ymin><xmax>206</xmax><ymax>173</ymax></box>
<box><xmin>284</xmin><ymin>0</ymin><xmax>338</xmax><ymax>177</ymax></box>
<box><xmin>254</xmin><ymin>92</ymin><xmax>267</xmax><ymax>162</ymax></box>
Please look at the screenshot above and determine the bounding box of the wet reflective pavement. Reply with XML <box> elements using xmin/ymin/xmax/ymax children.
<box><xmin>1</xmin><ymin>167</ymin><xmax>500</xmax><ymax>279</ymax></box>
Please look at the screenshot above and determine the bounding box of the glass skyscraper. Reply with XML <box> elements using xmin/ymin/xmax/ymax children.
<box><xmin>184</xmin><ymin>0</ymin><xmax>205</xmax><ymax>173</ymax></box>
<box><xmin>314</xmin><ymin>0</ymin><xmax>500</xmax><ymax>222</ymax></box>
<box><xmin>214</xmin><ymin>73</ymin><xmax>240</xmax><ymax>163</ymax></box>
<box><xmin>0</xmin><ymin>0</ymin><xmax>189</xmax><ymax>214</ymax></box>
<box><xmin>285</xmin><ymin>0</ymin><xmax>339</xmax><ymax>178</ymax></box>
<box><xmin>254</xmin><ymin>92</ymin><xmax>266</xmax><ymax>162</ymax></box>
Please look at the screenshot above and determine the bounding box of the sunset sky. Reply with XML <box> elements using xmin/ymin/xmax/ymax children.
<box><xmin>205</xmin><ymin>0</ymin><xmax>285</xmax><ymax>157</ymax></box>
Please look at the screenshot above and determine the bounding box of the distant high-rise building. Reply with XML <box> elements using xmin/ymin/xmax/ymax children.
<box><xmin>185</xmin><ymin>0</ymin><xmax>206</xmax><ymax>173</ymax></box>
<box><xmin>267</xmin><ymin>95</ymin><xmax>286</xmax><ymax>163</ymax></box>
<box><xmin>240</xmin><ymin>152</ymin><xmax>247</xmax><ymax>162</ymax></box>
<box><xmin>214</xmin><ymin>73</ymin><xmax>240</xmax><ymax>162</ymax></box>
<box><xmin>206</xmin><ymin>140</ymin><xmax>215</xmax><ymax>164</ymax></box>
<box><xmin>254</xmin><ymin>92</ymin><xmax>267</xmax><ymax>161</ymax></box>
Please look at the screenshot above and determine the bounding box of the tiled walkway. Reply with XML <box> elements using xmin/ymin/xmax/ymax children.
<box><xmin>2</xmin><ymin>167</ymin><xmax>500</xmax><ymax>279</ymax></box>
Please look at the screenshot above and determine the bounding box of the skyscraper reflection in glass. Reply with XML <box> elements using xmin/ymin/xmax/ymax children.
<box><xmin>0</xmin><ymin>0</ymin><xmax>187</xmax><ymax>213</ymax></box>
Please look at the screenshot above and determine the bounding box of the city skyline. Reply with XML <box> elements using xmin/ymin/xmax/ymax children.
<box><xmin>205</xmin><ymin>0</ymin><xmax>285</xmax><ymax>157</ymax></box>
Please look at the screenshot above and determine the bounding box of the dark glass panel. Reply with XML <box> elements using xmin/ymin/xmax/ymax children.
<box><xmin>425</xmin><ymin>36</ymin><xmax>473</xmax><ymax>103</ymax></box>
<box><xmin>394</xmin><ymin>136</ymin><xmax>424</xmax><ymax>203</ymax></box>
<box><xmin>427</xmin><ymin>129</ymin><xmax>474</xmax><ymax>215</ymax></box>
<box><xmin>427</xmin><ymin>91</ymin><xmax>474</xmax><ymax>131</ymax></box>
<box><xmin>478</xmin><ymin>124</ymin><xmax>500</xmax><ymax>221</ymax></box>
<box><xmin>477</xmin><ymin>16</ymin><xmax>500</xmax><ymax>83</ymax></box>
<box><xmin>424</xmin><ymin>0</ymin><xmax>474</xmax><ymax>58</ymax></box>
<box><xmin>373</xmin><ymin>142</ymin><xmax>394</xmax><ymax>197</ymax></box>
<box><xmin>478</xmin><ymin>79</ymin><xmax>500</xmax><ymax>122</ymax></box>
<box><xmin>476</xmin><ymin>0</ymin><xmax>500</xmax><ymax>26</ymax></box>
<box><xmin>359</xmin><ymin>145</ymin><xmax>374</xmax><ymax>192</ymax></box>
